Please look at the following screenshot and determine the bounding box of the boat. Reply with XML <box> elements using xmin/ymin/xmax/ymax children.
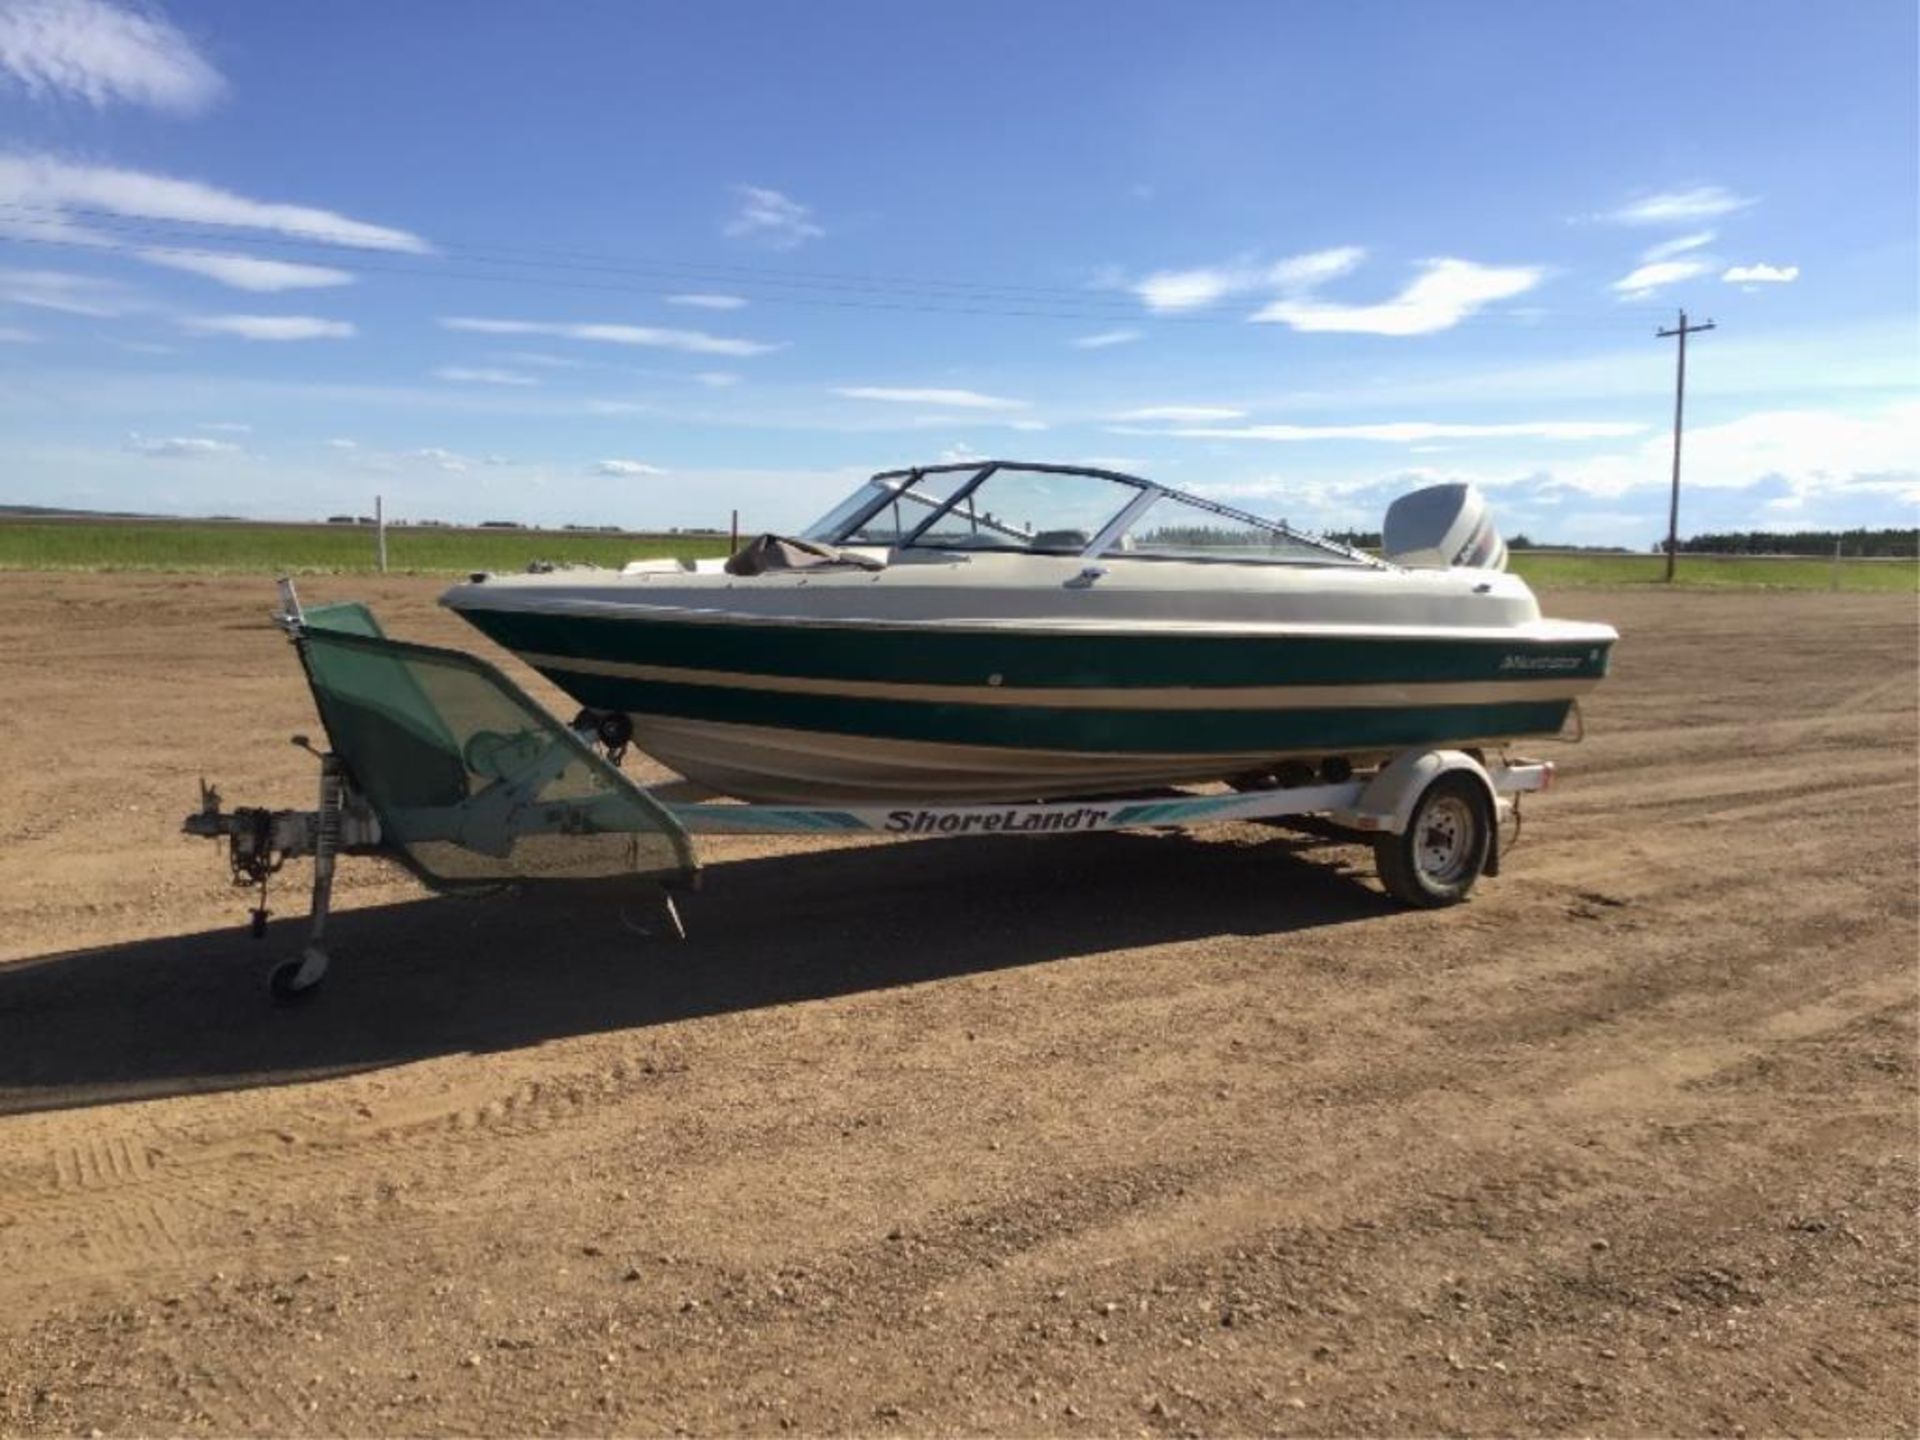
<box><xmin>440</xmin><ymin>461</ymin><xmax>1616</xmax><ymax>804</ymax></box>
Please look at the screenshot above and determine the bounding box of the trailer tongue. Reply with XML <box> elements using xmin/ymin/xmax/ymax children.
<box><xmin>186</xmin><ymin>581</ymin><xmax>699</xmax><ymax>998</ymax></box>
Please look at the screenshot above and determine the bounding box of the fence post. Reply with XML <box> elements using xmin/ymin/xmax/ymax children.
<box><xmin>376</xmin><ymin>495</ymin><xmax>388</xmax><ymax>574</ymax></box>
<box><xmin>729</xmin><ymin>508</ymin><xmax>739</xmax><ymax>556</ymax></box>
<box><xmin>1831</xmin><ymin>537</ymin><xmax>1841</xmax><ymax>592</ymax></box>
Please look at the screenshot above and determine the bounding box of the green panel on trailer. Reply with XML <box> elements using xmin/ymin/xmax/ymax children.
<box><xmin>294</xmin><ymin>613</ymin><xmax>696</xmax><ymax>893</ymax></box>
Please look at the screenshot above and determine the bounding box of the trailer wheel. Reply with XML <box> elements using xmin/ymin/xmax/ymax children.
<box><xmin>1373</xmin><ymin>773</ymin><xmax>1492</xmax><ymax>907</ymax></box>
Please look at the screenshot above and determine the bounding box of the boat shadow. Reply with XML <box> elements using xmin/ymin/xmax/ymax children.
<box><xmin>0</xmin><ymin>829</ymin><xmax>1395</xmax><ymax>1116</ymax></box>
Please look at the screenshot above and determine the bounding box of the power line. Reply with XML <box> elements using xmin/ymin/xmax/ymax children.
<box><xmin>0</xmin><ymin>199</ymin><xmax>1679</xmax><ymax>331</ymax></box>
<box><xmin>1655</xmin><ymin>307</ymin><xmax>1717</xmax><ymax>582</ymax></box>
<box><xmin>0</xmin><ymin>200</ymin><xmax>1192</xmax><ymax>309</ymax></box>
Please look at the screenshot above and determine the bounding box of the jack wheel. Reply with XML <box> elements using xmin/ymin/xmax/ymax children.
<box><xmin>269</xmin><ymin>962</ymin><xmax>318</xmax><ymax>1005</ymax></box>
<box><xmin>268</xmin><ymin>945</ymin><xmax>330</xmax><ymax>1005</ymax></box>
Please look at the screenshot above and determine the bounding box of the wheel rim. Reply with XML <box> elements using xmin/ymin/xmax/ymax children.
<box><xmin>1414</xmin><ymin>794</ymin><xmax>1477</xmax><ymax>886</ymax></box>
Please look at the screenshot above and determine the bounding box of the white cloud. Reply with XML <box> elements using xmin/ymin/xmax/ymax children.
<box><xmin>1111</xmin><ymin>405</ymin><xmax>1247</xmax><ymax>422</ymax></box>
<box><xmin>1641</xmin><ymin>231</ymin><xmax>1715</xmax><ymax>262</ymax></box>
<box><xmin>0</xmin><ymin>153</ymin><xmax>429</xmax><ymax>253</ymax></box>
<box><xmin>126</xmin><ymin>433</ymin><xmax>240</xmax><ymax>458</ymax></box>
<box><xmin>1200</xmin><ymin>406</ymin><xmax>1920</xmax><ymax>537</ymax></box>
<box><xmin>433</xmin><ymin>365</ymin><xmax>539</xmax><ymax>386</ymax></box>
<box><xmin>325</xmin><ymin>438</ymin><xmax>358</xmax><ymax>450</ymax></box>
<box><xmin>1008</xmin><ymin>419</ymin><xmax>1049</xmax><ymax>432</ymax></box>
<box><xmin>1267</xmin><ymin>245</ymin><xmax>1367</xmax><ymax>289</ymax></box>
<box><xmin>439</xmin><ymin>316</ymin><xmax>779</xmax><ymax>357</ymax></box>
<box><xmin>491</xmin><ymin>350</ymin><xmax>583</xmax><ymax>369</ymax></box>
<box><xmin>197</xmin><ymin>420</ymin><xmax>249</xmax><ymax>433</ymax></box>
<box><xmin>136</xmin><ymin>248</ymin><xmax>354</xmax><ymax>291</ymax></box>
<box><xmin>1071</xmin><ymin>328</ymin><xmax>1141</xmax><ymax>349</ymax></box>
<box><xmin>723</xmin><ymin>185</ymin><xmax>824</xmax><ymax>249</ymax></box>
<box><xmin>1134</xmin><ymin>265</ymin><xmax>1250</xmax><ymax>314</ymax></box>
<box><xmin>665</xmin><ymin>293</ymin><xmax>747</xmax><ymax>310</ymax></box>
<box><xmin>1544</xmin><ymin>401</ymin><xmax>1919</xmax><ymax>502</ymax></box>
<box><xmin>1723</xmin><ymin>262</ymin><xmax>1800</xmax><ymax>285</ymax></box>
<box><xmin>833</xmin><ymin>385</ymin><xmax>1030</xmax><ymax>410</ymax></box>
<box><xmin>408</xmin><ymin>446</ymin><xmax>469</xmax><ymax>472</ymax></box>
<box><xmin>595</xmin><ymin>459</ymin><xmax>665</xmax><ymax>477</ymax></box>
<box><xmin>1251</xmin><ymin>258</ymin><xmax>1542</xmax><ymax>335</ymax></box>
<box><xmin>1601</xmin><ymin>186</ymin><xmax>1755</xmax><ymax>225</ymax></box>
<box><xmin>692</xmin><ymin>370</ymin><xmax>739</xmax><ymax>388</ymax></box>
<box><xmin>0</xmin><ymin>0</ymin><xmax>223</xmax><ymax>112</ymax></box>
<box><xmin>1133</xmin><ymin>247</ymin><xmax>1366</xmax><ymax>314</ymax></box>
<box><xmin>1611</xmin><ymin>258</ymin><xmax>1713</xmax><ymax>299</ymax></box>
<box><xmin>181</xmin><ymin>314</ymin><xmax>355</xmax><ymax>341</ymax></box>
<box><xmin>0</xmin><ymin>324</ymin><xmax>35</xmax><ymax>341</ymax></box>
<box><xmin>0</xmin><ymin>265</ymin><xmax>135</xmax><ymax>315</ymax></box>
<box><xmin>1117</xmin><ymin>419</ymin><xmax>1648</xmax><ymax>443</ymax></box>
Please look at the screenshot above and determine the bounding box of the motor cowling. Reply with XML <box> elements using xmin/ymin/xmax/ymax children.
<box><xmin>1382</xmin><ymin>482</ymin><xmax>1508</xmax><ymax>570</ymax></box>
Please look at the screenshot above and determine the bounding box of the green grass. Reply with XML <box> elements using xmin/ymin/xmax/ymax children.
<box><xmin>1510</xmin><ymin>550</ymin><xmax>1918</xmax><ymax>592</ymax></box>
<box><xmin>0</xmin><ymin>517</ymin><xmax>1913</xmax><ymax>590</ymax></box>
<box><xmin>0</xmin><ymin>518</ymin><xmax>733</xmax><ymax>574</ymax></box>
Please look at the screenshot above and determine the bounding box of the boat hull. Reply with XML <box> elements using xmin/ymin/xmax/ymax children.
<box><xmin>619</xmin><ymin>710</ymin><xmax>1577</xmax><ymax>804</ymax></box>
<box><xmin>448</xmin><ymin>604</ymin><xmax>1611</xmax><ymax>802</ymax></box>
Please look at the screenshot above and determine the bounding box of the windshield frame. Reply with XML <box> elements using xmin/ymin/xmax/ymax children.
<box><xmin>800</xmin><ymin>463</ymin><xmax>997</xmax><ymax>548</ymax></box>
<box><xmin>894</xmin><ymin>461</ymin><xmax>1149</xmax><ymax>555</ymax></box>
<box><xmin>807</xmin><ymin>460</ymin><xmax>1385</xmax><ymax>568</ymax></box>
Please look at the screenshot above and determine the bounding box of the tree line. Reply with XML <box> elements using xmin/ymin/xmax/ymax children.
<box><xmin>1321</xmin><ymin>526</ymin><xmax>1917</xmax><ymax>558</ymax></box>
<box><xmin>1662</xmin><ymin>528</ymin><xmax>1918</xmax><ymax>558</ymax></box>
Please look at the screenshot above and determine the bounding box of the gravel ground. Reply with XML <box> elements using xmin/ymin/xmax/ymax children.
<box><xmin>0</xmin><ymin>573</ymin><xmax>1913</xmax><ymax>1436</ymax></box>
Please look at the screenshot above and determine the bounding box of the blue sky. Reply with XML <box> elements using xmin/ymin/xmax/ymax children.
<box><xmin>0</xmin><ymin>0</ymin><xmax>1914</xmax><ymax>543</ymax></box>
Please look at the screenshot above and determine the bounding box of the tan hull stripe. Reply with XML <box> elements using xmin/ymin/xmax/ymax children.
<box><xmin>518</xmin><ymin>652</ymin><xmax>1598</xmax><ymax>712</ymax></box>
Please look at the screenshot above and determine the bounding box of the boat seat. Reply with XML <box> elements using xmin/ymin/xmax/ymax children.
<box><xmin>724</xmin><ymin>533</ymin><xmax>886</xmax><ymax>575</ymax></box>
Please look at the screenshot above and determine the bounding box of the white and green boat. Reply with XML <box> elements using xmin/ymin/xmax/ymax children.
<box><xmin>442</xmin><ymin>462</ymin><xmax>1616</xmax><ymax>804</ymax></box>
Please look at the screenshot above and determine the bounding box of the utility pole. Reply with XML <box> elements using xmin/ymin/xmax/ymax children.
<box><xmin>1656</xmin><ymin>308</ymin><xmax>1716</xmax><ymax>582</ymax></box>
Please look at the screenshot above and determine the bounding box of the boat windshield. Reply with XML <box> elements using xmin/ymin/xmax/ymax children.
<box><xmin>799</xmin><ymin>467</ymin><xmax>982</xmax><ymax>547</ymax></box>
<box><xmin>1110</xmin><ymin>492</ymin><xmax>1358</xmax><ymax>564</ymax></box>
<box><xmin>802</xmin><ymin>462</ymin><xmax>1377</xmax><ymax>566</ymax></box>
<box><xmin>803</xmin><ymin>463</ymin><xmax>1143</xmax><ymax>555</ymax></box>
<box><xmin>909</xmin><ymin>466</ymin><xmax>1141</xmax><ymax>553</ymax></box>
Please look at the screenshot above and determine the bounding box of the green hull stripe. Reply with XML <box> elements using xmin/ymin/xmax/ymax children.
<box><xmin>458</xmin><ymin>608</ymin><xmax>1611</xmax><ymax>689</ymax></box>
<box><xmin>541</xmin><ymin>669</ymin><xmax>1575</xmax><ymax>755</ymax></box>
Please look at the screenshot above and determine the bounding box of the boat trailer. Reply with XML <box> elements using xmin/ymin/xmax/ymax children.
<box><xmin>185</xmin><ymin>582</ymin><xmax>1554</xmax><ymax>999</ymax></box>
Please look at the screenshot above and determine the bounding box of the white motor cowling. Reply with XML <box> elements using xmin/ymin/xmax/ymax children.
<box><xmin>1382</xmin><ymin>482</ymin><xmax>1508</xmax><ymax>570</ymax></box>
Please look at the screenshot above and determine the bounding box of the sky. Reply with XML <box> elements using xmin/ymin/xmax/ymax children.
<box><xmin>0</xmin><ymin>0</ymin><xmax>1914</xmax><ymax>545</ymax></box>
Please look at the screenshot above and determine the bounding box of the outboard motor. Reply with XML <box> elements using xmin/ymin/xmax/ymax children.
<box><xmin>1382</xmin><ymin>482</ymin><xmax>1508</xmax><ymax>570</ymax></box>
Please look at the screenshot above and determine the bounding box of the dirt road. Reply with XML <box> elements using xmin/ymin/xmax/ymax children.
<box><xmin>0</xmin><ymin>573</ymin><xmax>1914</xmax><ymax>1436</ymax></box>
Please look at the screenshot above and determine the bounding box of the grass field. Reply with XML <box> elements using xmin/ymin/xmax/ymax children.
<box><xmin>0</xmin><ymin>516</ymin><xmax>1912</xmax><ymax>589</ymax></box>
<box><xmin>0</xmin><ymin>518</ymin><xmax>732</xmax><ymax>574</ymax></box>
<box><xmin>1510</xmin><ymin>549</ymin><xmax>1917</xmax><ymax>591</ymax></box>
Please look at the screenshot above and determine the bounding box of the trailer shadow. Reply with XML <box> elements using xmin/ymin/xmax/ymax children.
<box><xmin>0</xmin><ymin>829</ymin><xmax>1395</xmax><ymax>1115</ymax></box>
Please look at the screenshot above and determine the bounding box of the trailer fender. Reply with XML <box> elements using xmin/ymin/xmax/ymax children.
<box><xmin>1333</xmin><ymin>749</ymin><xmax>1502</xmax><ymax>875</ymax></box>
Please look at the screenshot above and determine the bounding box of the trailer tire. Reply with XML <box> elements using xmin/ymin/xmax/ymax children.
<box><xmin>1373</xmin><ymin>772</ymin><xmax>1492</xmax><ymax>907</ymax></box>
